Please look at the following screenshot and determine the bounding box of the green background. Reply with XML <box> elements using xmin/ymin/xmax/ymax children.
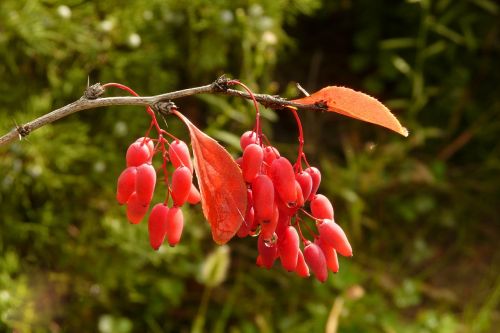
<box><xmin>0</xmin><ymin>0</ymin><xmax>499</xmax><ymax>332</ymax></box>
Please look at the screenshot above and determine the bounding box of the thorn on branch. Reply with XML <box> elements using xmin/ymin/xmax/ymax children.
<box><xmin>153</xmin><ymin>100</ymin><xmax>178</xmax><ymax>117</ymax></box>
<box><xmin>212</xmin><ymin>75</ymin><xmax>230</xmax><ymax>92</ymax></box>
<box><xmin>83</xmin><ymin>83</ymin><xmax>105</xmax><ymax>100</ymax></box>
<box><xmin>16</xmin><ymin>124</ymin><xmax>31</xmax><ymax>138</ymax></box>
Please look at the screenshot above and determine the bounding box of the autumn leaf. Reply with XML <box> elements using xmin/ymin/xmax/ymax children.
<box><xmin>292</xmin><ymin>86</ymin><xmax>408</xmax><ymax>137</ymax></box>
<box><xmin>174</xmin><ymin>111</ymin><xmax>247</xmax><ymax>245</ymax></box>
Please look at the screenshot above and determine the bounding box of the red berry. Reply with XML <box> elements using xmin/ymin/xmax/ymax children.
<box><xmin>242</xmin><ymin>144</ymin><xmax>264</xmax><ymax>183</ymax></box>
<box><xmin>135</xmin><ymin>164</ymin><xmax>156</xmax><ymax>205</ymax></box>
<box><xmin>263</xmin><ymin>146</ymin><xmax>280</xmax><ymax>171</ymax></box>
<box><xmin>169</xmin><ymin>140</ymin><xmax>193</xmax><ymax>173</ymax></box>
<box><xmin>126</xmin><ymin>142</ymin><xmax>151</xmax><ymax>167</ymax></box>
<box><xmin>116</xmin><ymin>167</ymin><xmax>137</xmax><ymax>205</ymax></box>
<box><xmin>252</xmin><ymin>174</ymin><xmax>274</xmax><ymax>223</ymax></box>
<box><xmin>278</xmin><ymin>226</ymin><xmax>300</xmax><ymax>271</ymax></box>
<box><xmin>148</xmin><ymin>203</ymin><xmax>169</xmax><ymax>250</ymax></box>
<box><xmin>295</xmin><ymin>250</ymin><xmax>310</xmax><ymax>278</ymax></box>
<box><xmin>257</xmin><ymin>234</ymin><xmax>278</xmax><ymax>269</ymax></box>
<box><xmin>316</xmin><ymin>237</ymin><xmax>339</xmax><ymax>273</ymax></box>
<box><xmin>295</xmin><ymin>180</ymin><xmax>305</xmax><ymax>208</ymax></box>
<box><xmin>187</xmin><ymin>184</ymin><xmax>201</xmax><ymax>205</ymax></box>
<box><xmin>305</xmin><ymin>167</ymin><xmax>321</xmax><ymax>201</ymax></box>
<box><xmin>235</xmin><ymin>156</ymin><xmax>243</xmax><ymax>168</ymax></box>
<box><xmin>240</xmin><ymin>131</ymin><xmax>258</xmax><ymax>150</ymax></box>
<box><xmin>296</xmin><ymin>171</ymin><xmax>313</xmax><ymax>201</ymax></box>
<box><xmin>171</xmin><ymin>166</ymin><xmax>193</xmax><ymax>206</ymax></box>
<box><xmin>270</xmin><ymin>157</ymin><xmax>297</xmax><ymax>207</ymax></box>
<box><xmin>260</xmin><ymin>205</ymin><xmax>279</xmax><ymax>240</ymax></box>
<box><xmin>166</xmin><ymin>206</ymin><xmax>184</xmax><ymax>246</ymax></box>
<box><xmin>135</xmin><ymin>137</ymin><xmax>155</xmax><ymax>157</ymax></box>
<box><xmin>275</xmin><ymin>210</ymin><xmax>291</xmax><ymax>238</ymax></box>
<box><xmin>126</xmin><ymin>192</ymin><xmax>149</xmax><ymax>224</ymax></box>
<box><xmin>304</xmin><ymin>242</ymin><xmax>328</xmax><ymax>282</ymax></box>
<box><xmin>310</xmin><ymin>194</ymin><xmax>334</xmax><ymax>220</ymax></box>
<box><xmin>317</xmin><ymin>219</ymin><xmax>352</xmax><ymax>257</ymax></box>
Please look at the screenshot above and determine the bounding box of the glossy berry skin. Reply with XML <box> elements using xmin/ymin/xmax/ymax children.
<box><xmin>252</xmin><ymin>174</ymin><xmax>275</xmax><ymax>223</ymax></box>
<box><xmin>257</xmin><ymin>234</ymin><xmax>278</xmax><ymax>269</ymax></box>
<box><xmin>240</xmin><ymin>131</ymin><xmax>258</xmax><ymax>150</ymax></box>
<box><xmin>260</xmin><ymin>205</ymin><xmax>279</xmax><ymax>241</ymax></box>
<box><xmin>270</xmin><ymin>157</ymin><xmax>297</xmax><ymax>207</ymax></box>
<box><xmin>135</xmin><ymin>163</ymin><xmax>156</xmax><ymax>205</ymax></box>
<box><xmin>126</xmin><ymin>192</ymin><xmax>149</xmax><ymax>224</ymax></box>
<box><xmin>278</xmin><ymin>226</ymin><xmax>300</xmax><ymax>271</ymax></box>
<box><xmin>116</xmin><ymin>167</ymin><xmax>137</xmax><ymax>205</ymax></box>
<box><xmin>166</xmin><ymin>206</ymin><xmax>184</xmax><ymax>246</ymax></box>
<box><xmin>126</xmin><ymin>141</ymin><xmax>151</xmax><ymax>167</ymax></box>
<box><xmin>187</xmin><ymin>184</ymin><xmax>201</xmax><ymax>205</ymax></box>
<box><xmin>263</xmin><ymin>146</ymin><xmax>280</xmax><ymax>172</ymax></box>
<box><xmin>310</xmin><ymin>194</ymin><xmax>334</xmax><ymax>220</ymax></box>
<box><xmin>148</xmin><ymin>204</ymin><xmax>169</xmax><ymax>250</ymax></box>
<box><xmin>242</xmin><ymin>144</ymin><xmax>264</xmax><ymax>183</ymax></box>
<box><xmin>304</xmin><ymin>242</ymin><xmax>328</xmax><ymax>282</ymax></box>
<box><xmin>317</xmin><ymin>219</ymin><xmax>352</xmax><ymax>257</ymax></box>
<box><xmin>171</xmin><ymin>166</ymin><xmax>193</xmax><ymax>206</ymax></box>
<box><xmin>295</xmin><ymin>181</ymin><xmax>305</xmax><ymax>208</ymax></box>
<box><xmin>295</xmin><ymin>250</ymin><xmax>310</xmax><ymax>278</ymax></box>
<box><xmin>295</xmin><ymin>171</ymin><xmax>313</xmax><ymax>202</ymax></box>
<box><xmin>135</xmin><ymin>137</ymin><xmax>155</xmax><ymax>157</ymax></box>
<box><xmin>316</xmin><ymin>237</ymin><xmax>339</xmax><ymax>273</ymax></box>
<box><xmin>305</xmin><ymin>167</ymin><xmax>321</xmax><ymax>201</ymax></box>
<box><xmin>169</xmin><ymin>140</ymin><xmax>193</xmax><ymax>173</ymax></box>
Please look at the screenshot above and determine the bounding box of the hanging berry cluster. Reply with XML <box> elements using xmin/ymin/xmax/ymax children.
<box><xmin>108</xmin><ymin>78</ymin><xmax>408</xmax><ymax>283</ymax></box>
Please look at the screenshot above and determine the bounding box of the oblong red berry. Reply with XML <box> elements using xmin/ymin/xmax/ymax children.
<box><xmin>270</xmin><ymin>157</ymin><xmax>297</xmax><ymax>206</ymax></box>
<box><xmin>126</xmin><ymin>192</ymin><xmax>149</xmax><ymax>224</ymax></box>
<box><xmin>171</xmin><ymin>166</ymin><xmax>193</xmax><ymax>206</ymax></box>
<box><xmin>257</xmin><ymin>234</ymin><xmax>278</xmax><ymax>269</ymax></box>
<box><xmin>275</xmin><ymin>210</ymin><xmax>291</xmax><ymax>238</ymax></box>
<box><xmin>310</xmin><ymin>194</ymin><xmax>334</xmax><ymax>220</ymax></box>
<box><xmin>304</xmin><ymin>242</ymin><xmax>328</xmax><ymax>282</ymax></box>
<box><xmin>148</xmin><ymin>203</ymin><xmax>169</xmax><ymax>250</ymax></box>
<box><xmin>135</xmin><ymin>164</ymin><xmax>156</xmax><ymax>205</ymax></box>
<box><xmin>135</xmin><ymin>137</ymin><xmax>155</xmax><ymax>158</ymax></box>
<box><xmin>117</xmin><ymin>167</ymin><xmax>137</xmax><ymax>205</ymax></box>
<box><xmin>305</xmin><ymin>167</ymin><xmax>321</xmax><ymax>201</ymax></box>
<box><xmin>242</xmin><ymin>144</ymin><xmax>264</xmax><ymax>183</ymax></box>
<box><xmin>317</xmin><ymin>219</ymin><xmax>352</xmax><ymax>257</ymax></box>
<box><xmin>240</xmin><ymin>131</ymin><xmax>258</xmax><ymax>150</ymax></box>
<box><xmin>126</xmin><ymin>142</ymin><xmax>151</xmax><ymax>167</ymax></box>
<box><xmin>316</xmin><ymin>237</ymin><xmax>339</xmax><ymax>273</ymax></box>
<box><xmin>252</xmin><ymin>174</ymin><xmax>274</xmax><ymax>223</ymax></box>
<box><xmin>295</xmin><ymin>180</ymin><xmax>305</xmax><ymax>208</ymax></box>
<box><xmin>166</xmin><ymin>206</ymin><xmax>184</xmax><ymax>246</ymax></box>
<box><xmin>263</xmin><ymin>146</ymin><xmax>280</xmax><ymax>172</ymax></box>
<box><xmin>295</xmin><ymin>250</ymin><xmax>310</xmax><ymax>278</ymax></box>
<box><xmin>278</xmin><ymin>226</ymin><xmax>300</xmax><ymax>271</ymax></box>
<box><xmin>187</xmin><ymin>184</ymin><xmax>201</xmax><ymax>205</ymax></box>
<box><xmin>169</xmin><ymin>140</ymin><xmax>193</xmax><ymax>173</ymax></box>
<box><xmin>260</xmin><ymin>205</ymin><xmax>279</xmax><ymax>240</ymax></box>
<box><xmin>296</xmin><ymin>171</ymin><xmax>313</xmax><ymax>201</ymax></box>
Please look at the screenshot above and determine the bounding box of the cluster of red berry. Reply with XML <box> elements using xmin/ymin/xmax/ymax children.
<box><xmin>234</xmin><ymin>130</ymin><xmax>352</xmax><ymax>282</ymax></box>
<box><xmin>116</xmin><ymin>136</ymin><xmax>200</xmax><ymax>250</ymax></box>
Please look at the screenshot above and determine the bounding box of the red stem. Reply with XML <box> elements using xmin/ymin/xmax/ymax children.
<box><xmin>227</xmin><ymin>80</ymin><xmax>262</xmax><ymax>145</ymax></box>
<box><xmin>287</xmin><ymin>107</ymin><xmax>306</xmax><ymax>173</ymax></box>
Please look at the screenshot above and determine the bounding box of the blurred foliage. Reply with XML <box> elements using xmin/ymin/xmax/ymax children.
<box><xmin>0</xmin><ymin>0</ymin><xmax>499</xmax><ymax>332</ymax></box>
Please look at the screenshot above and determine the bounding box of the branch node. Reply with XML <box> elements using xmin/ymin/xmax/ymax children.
<box><xmin>16</xmin><ymin>124</ymin><xmax>31</xmax><ymax>138</ymax></box>
<box><xmin>83</xmin><ymin>83</ymin><xmax>105</xmax><ymax>100</ymax></box>
<box><xmin>153</xmin><ymin>100</ymin><xmax>177</xmax><ymax>117</ymax></box>
<box><xmin>212</xmin><ymin>75</ymin><xmax>230</xmax><ymax>92</ymax></box>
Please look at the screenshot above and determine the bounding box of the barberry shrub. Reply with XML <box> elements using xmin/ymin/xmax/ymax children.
<box><xmin>112</xmin><ymin>80</ymin><xmax>407</xmax><ymax>282</ymax></box>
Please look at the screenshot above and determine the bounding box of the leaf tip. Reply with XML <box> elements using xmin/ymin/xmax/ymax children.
<box><xmin>401</xmin><ymin>127</ymin><xmax>409</xmax><ymax>137</ymax></box>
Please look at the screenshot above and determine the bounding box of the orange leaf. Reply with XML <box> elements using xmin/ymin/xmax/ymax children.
<box><xmin>292</xmin><ymin>86</ymin><xmax>408</xmax><ymax>137</ymax></box>
<box><xmin>175</xmin><ymin>112</ymin><xmax>247</xmax><ymax>244</ymax></box>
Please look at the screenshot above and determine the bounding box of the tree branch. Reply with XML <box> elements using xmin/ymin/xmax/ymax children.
<box><xmin>0</xmin><ymin>77</ymin><xmax>326</xmax><ymax>146</ymax></box>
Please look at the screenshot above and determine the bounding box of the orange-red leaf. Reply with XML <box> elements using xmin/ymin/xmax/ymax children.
<box><xmin>292</xmin><ymin>86</ymin><xmax>408</xmax><ymax>137</ymax></box>
<box><xmin>175</xmin><ymin>112</ymin><xmax>247</xmax><ymax>245</ymax></box>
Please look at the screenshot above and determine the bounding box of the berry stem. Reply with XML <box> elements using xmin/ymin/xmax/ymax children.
<box><xmin>287</xmin><ymin>106</ymin><xmax>306</xmax><ymax>173</ymax></box>
<box><xmin>227</xmin><ymin>80</ymin><xmax>262</xmax><ymax>145</ymax></box>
